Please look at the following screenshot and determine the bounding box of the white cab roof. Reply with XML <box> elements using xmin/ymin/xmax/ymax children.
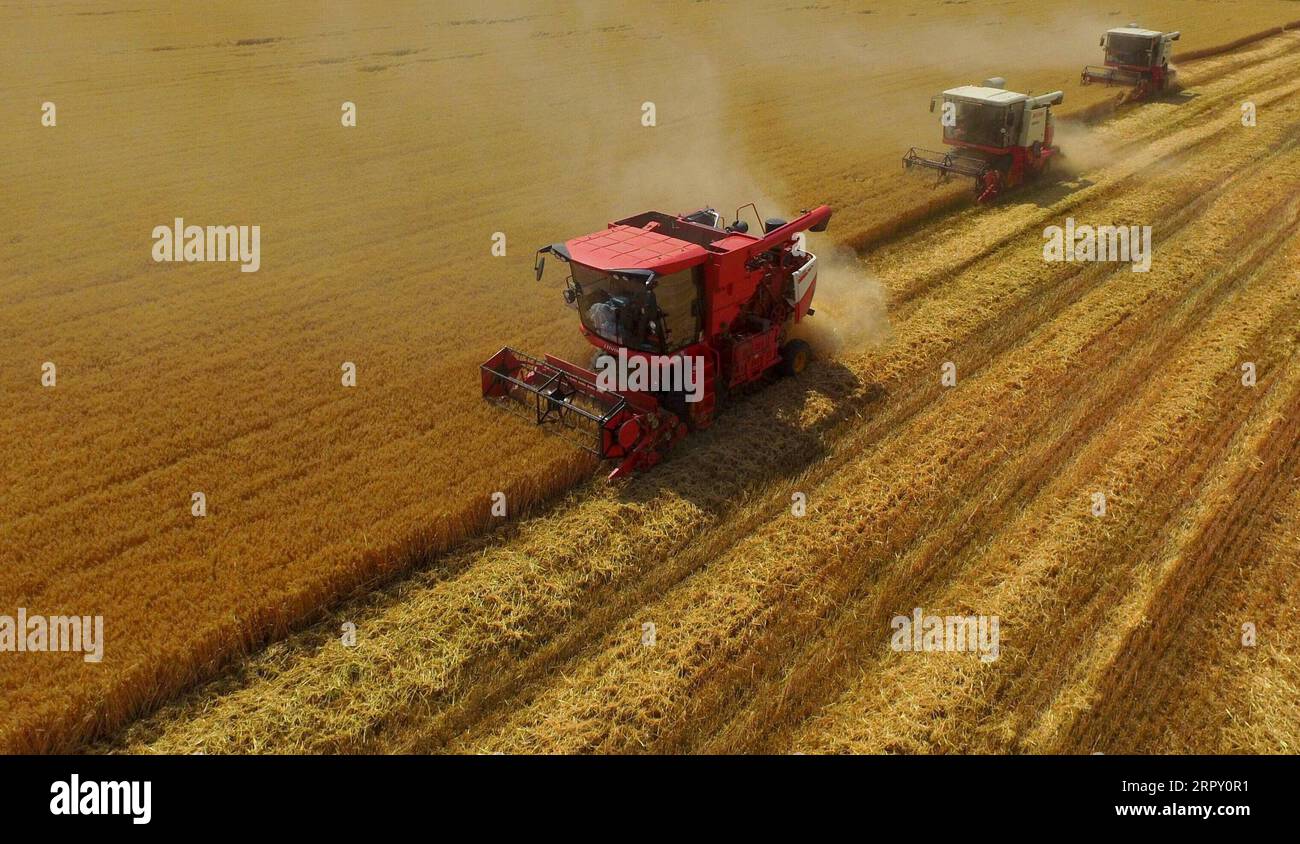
<box><xmin>1108</xmin><ymin>26</ymin><xmax>1162</xmax><ymax>38</ymax></box>
<box><xmin>943</xmin><ymin>85</ymin><xmax>1028</xmax><ymax>105</ymax></box>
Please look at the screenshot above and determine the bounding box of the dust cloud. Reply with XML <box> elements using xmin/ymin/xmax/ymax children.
<box><xmin>1052</xmin><ymin>118</ymin><xmax>1112</xmax><ymax>173</ymax></box>
<box><xmin>795</xmin><ymin>245</ymin><xmax>890</xmax><ymax>357</ymax></box>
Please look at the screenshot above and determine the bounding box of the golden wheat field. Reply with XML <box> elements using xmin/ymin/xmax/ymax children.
<box><xmin>3</xmin><ymin>1</ymin><xmax>1299</xmax><ymax>755</ymax></box>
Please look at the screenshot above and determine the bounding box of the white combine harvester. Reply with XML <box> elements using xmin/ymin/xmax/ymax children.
<box><xmin>904</xmin><ymin>77</ymin><xmax>1064</xmax><ymax>203</ymax></box>
<box><xmin>1082</xmin><ymin>24</ymin><xmax>1181</xmax><ymax>99</ymax></box>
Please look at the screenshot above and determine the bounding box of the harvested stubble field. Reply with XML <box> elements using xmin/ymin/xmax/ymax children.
<box><xmin>3</xmin><ymin>1</ymin><xmax>1300</xmax><ymax>753</ymax></box>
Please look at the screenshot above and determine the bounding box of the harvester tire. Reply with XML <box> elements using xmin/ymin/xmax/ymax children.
<box><xmin>780</xmin><ymin>339</ymin><xmax>812</xmax><ymax>376</ymax></box>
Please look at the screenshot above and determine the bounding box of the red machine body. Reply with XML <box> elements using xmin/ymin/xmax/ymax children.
<box><xmin>481</xmin><ymin>204</ymin><xmax>830</xmax><ymax>479</ymax></box>
<box><xmin>904</xmin><ymin>78</ymin><xmax>1063</xmax><ymax>203</ymax></box>
<box><xmin>1082</xmin><ymin>25</ymin><xmax>1181</xmax><ymax>99</ymax></box>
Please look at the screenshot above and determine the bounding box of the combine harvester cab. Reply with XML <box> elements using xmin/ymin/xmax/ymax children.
<box><xmin>904</xmin><ymin>77</ymin><xmax>1063</xmax><ymax>203</ymax></box>
<box><xmin>1082</xmin><ymin>24</ymin><xmax>1181</xmax><ymax>99</ymax></box>
<box><xmin>481</xmin><ymin>203</ymin><xmax>832</xmax><ymax>479</ymax></box>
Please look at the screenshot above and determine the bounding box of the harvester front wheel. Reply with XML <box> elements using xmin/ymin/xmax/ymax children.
<box><xmin>780</xmin><ymin>339</ymin><xmax>812</xmax><ymax>376</ymax></box>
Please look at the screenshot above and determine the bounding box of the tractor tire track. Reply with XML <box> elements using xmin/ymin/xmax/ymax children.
<box><xmin>1055</xmin><ymin>353</ymin><xmax>1300</xmax><ymax>752</ymax></box>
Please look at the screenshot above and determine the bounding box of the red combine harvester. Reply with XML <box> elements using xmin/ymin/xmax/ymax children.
<box><xmin>904</xmin><ymin>77</ymin><xmax>1063</xmax><ymax>202</ymax></box>
<box><xmin>1082</xmin><ymin>24</ymin><xmax>1181</xmax><ymax>99</ymax></box>
<box><xmin>481</xmin><ymin>204</ymin><xmax>831</xmax><ymax>479</ymax></box>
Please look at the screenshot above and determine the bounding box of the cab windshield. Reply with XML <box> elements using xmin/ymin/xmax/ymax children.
<box><xmin>1106</xmin><ymin>33</ymin><xmax>1155</xmax><ymax>66</ymax></box>
<box><xmin>944</xmin><ymin>100</ymin><xmax>1010</xmax><ymax>148</ymax></box>
<box><xmin>571</xmin><ymin>263</ymin><xmax>700</xmax><ymax>353</ymax></box>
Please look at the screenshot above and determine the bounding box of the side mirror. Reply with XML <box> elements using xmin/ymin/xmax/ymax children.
<box><xmin>929</xmin><ymin>98</ymin><xmax>936</xmax><ymax>113</ymax></box>
<box><xmin>534</xmin><ymin>251</ymin><xmax>546</xmax><ymax>281</ymax></box>
<box><xmin>1100</xmin><ymin>36</ymin><xmax>1105</xmax><ymax>47</ymax></box>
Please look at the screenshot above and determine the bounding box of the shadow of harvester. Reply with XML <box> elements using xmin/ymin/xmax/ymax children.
<box><xmin>613</xmin><ymin>358</ymin><xmax>884</xmax><ymax>513</ymax></box>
